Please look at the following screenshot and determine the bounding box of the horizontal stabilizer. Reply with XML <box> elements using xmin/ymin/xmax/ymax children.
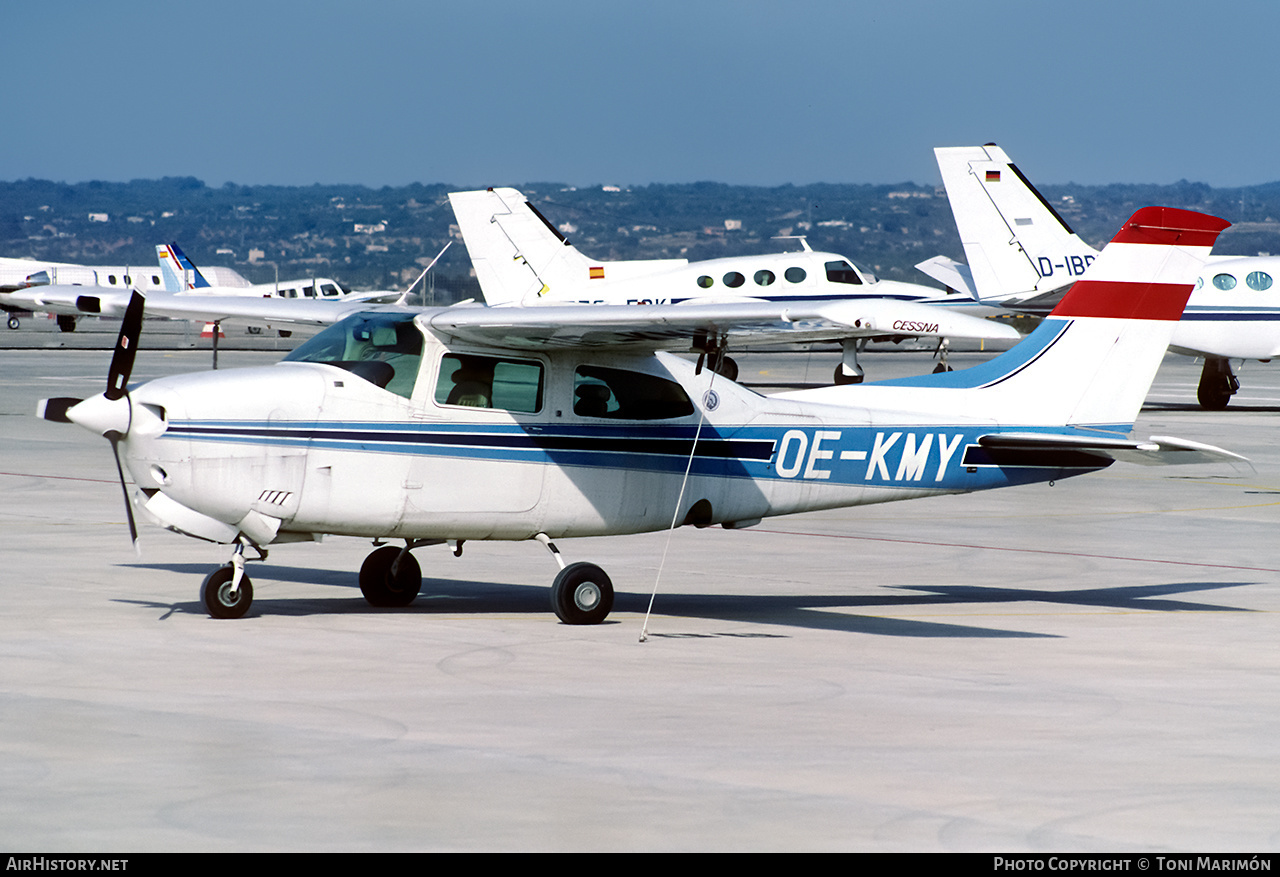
<box><xmin>914</xmin><ymin>255</ymin><xmax>978</xmax><ymax>298</ymax></box>
<box><xmin>979</xmin><ymin>432</ymin><xmax>1248</xmax><ymax>467</ymax></box>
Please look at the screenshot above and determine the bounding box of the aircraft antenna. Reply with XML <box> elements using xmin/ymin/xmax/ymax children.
<box><xmin>640</xmin><ymin>349</ymin><xmax>721</xmax><ymax>642</ymax></box>
<box><xmin>399</xmin><ymin>242</ymin><xmax>452</xmax><ymax>305</ymax></box>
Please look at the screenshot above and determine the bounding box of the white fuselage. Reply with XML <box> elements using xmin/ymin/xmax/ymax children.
<box><xmin>113</xmin><ymin>310</ymin><xmax>1152</xmax><ymax>549</ymax></box>
<box><xmin>526</xmin><ymin>249</ymin><xmax>999</xmax><ymax>315</ymax></box>
<box><xmin>0</xmin><ymin>257</ymin><xmax>169</xmax><ymax>294</ymax></box>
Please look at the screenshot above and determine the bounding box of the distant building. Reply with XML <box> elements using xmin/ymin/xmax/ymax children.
<box><xmin>88</xmin><ymin>213</ymin><xmax>108</xmax><ymax>223</ymax></box>
<box><xmin>724</xmin><ymin>219</ymin><xmax>742</xmax><ymax>231</ymax></box>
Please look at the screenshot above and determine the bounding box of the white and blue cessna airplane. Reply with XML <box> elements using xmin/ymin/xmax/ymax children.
<box><xmin>918</xmin><ymin>143</ymin><xmax>1280</xmax><ymax>409</ymax></box>
<box><xmin>40</xmin><ymin>207</ymin><xmax>1241</xmax><ymax>624</ymax></box>
<box><xmin>449</xmin><ymin>187</ymin><xmax>1009</xmax><ymax>382</ymax></box>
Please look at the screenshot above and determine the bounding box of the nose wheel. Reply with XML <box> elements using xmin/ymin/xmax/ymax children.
<box><xmin>201</xmin><ymin>564</ymin><xmax>254</xmax><ymax>619</ymax></box>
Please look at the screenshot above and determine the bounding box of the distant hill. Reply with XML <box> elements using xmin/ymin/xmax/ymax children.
<box><xmin>3</xmin><ymin>176</ymin><xmax>1277</xmax><ymax>301</ymax></box>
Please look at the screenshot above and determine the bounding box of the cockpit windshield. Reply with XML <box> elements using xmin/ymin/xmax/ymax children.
<box><xmin>824</xmin><ymin>260</ymin><xmax>865</xmax><ymax>286</ymax></box>
<box><xmin>283</xmin><ymin>313</ymin><xmax>423</xmax><ymax>398</ymax></box>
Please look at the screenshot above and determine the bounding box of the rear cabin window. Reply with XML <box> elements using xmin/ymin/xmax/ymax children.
<box><xmin>573</xmin><ymin>365</ymin><xmax>694</xmax><ymax>420</ymax></box>
<box><xmin>435</xmin><ymin>354</ymin><xmax>544</xmax><ymax>413</ymax></box>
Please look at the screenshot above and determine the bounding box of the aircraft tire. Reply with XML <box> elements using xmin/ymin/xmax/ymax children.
<box><xmin>201</xmin><ymin>565</ymin><xmax>254</xmax><ymax>619</ymax></box>
<box><xmin>359</xmin><ymin>546</ymin><xmax>422</xmax><ymax>607</ymax></box>
<box><xmin>550</xmin><ymin>562</ymin><xmax>614</xmax><ymax>625</ymax></box>
<box><xmin>6</xmin><ymin>316</ymin><xmax>18</xmax><ymax>330</ymax></box>
<box><xmin>833</xmin><ymin>365</ymin><xmax>864</xmax><ymax>385</ymax></box>
<box><xmin>56</xmin><ymin>315</ymin><xmax>76</xmax><ymax>333</ymax></box>
<box><xmin>712</xmin><ymin>355</ymin><xmax>738</xmax><ymax>382</ymax></box>
<box><xmin>1197</xmin><ymin>358</ymin><xmax>1238</xmax><ymax>410</ymax></box>
<box><xmin>1198</xmin><ymin>384</ymin><xmax>1231</xmax><ymax>411</ymax></box>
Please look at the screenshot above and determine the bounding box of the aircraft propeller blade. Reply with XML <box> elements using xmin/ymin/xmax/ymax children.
<box><xmin>108</xmin><ymin>433</ymin><xmax>139</xmax><ymax>550</ymax></box>
<box><xmin>104</xmin><ymin>291</ymin><xmax>145</xmax><ymax>550</ymax></box>
<box><xmin>38</xmin><ymin>397</ymin><xmax>84</xmax><ymax>423</ymax></box>
<box><xmin>106</xmin><ymin>290</ymin><xmax>145</xmax><ymax>401</ymax></box>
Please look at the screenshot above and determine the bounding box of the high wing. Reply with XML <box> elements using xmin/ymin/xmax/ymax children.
<box><xmin>10</xmin><ymin>285</ymin><xmax>1019</xmax><ymax>351</ymax></box>
<box><xmin>422</xmin><ymin>297</ymin><xmax>1019</xmax><ymax>351</ymax></box>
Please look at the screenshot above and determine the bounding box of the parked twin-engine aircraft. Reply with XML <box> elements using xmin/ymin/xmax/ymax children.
<box><xmin>40</xmin><ymin>207</ymin><xmax>1242</xmax><ymax>624</ymax></box>
<box><xmin>1</xmin><ymin>242</ymin><xmax>400</xmax><ymax>335</ymax></box>
<box><xmin>449</xmin><ymin>187</ymin><xmax>1010</xmax><ymax>382</ymax></box>
<box><xmin>919</xmin><ymin>143</ymin><xmax>1280</xmax><ymax>409</ymax></box>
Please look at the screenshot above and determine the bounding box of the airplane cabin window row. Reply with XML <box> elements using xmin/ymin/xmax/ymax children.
<box><xmin>1201</xmin><ymin>271</ymin><xmax>1274</xmax><ymax>292</ymax></box>
<box><xmin>696</xmin><ymin>266</ymin><xmax>809</xmax><ymax>288</ymax></box>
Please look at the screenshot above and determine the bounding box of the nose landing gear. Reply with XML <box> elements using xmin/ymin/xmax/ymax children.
<box><xmin>201</xmin><ymin>543</ymin><xmax>255</xmax><ymax>619</ymax></box>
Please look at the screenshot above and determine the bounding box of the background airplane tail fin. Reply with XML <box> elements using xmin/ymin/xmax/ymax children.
<box><xmin>1008</xmin><ymin>206</ymin><xmax>1228</xmax><ymax>427</ymax></box>
<box><xmin>156</xmin><ymin>242</ymin><xmax>211</xmax><ymax>291</ymax></box>
<box><xmin>872</xmin><ymin>207</ymin><xmax>1228</xmax><ymax>430</ymax></box>
<box><xmin>449</xmin><ymin>188</ymin><xmax>597</xmax><ymax>305</ymax></box>
<box><xmin>936</xmin><ymin>144</ymin><xmax>1099</xmax><ymax>303</ymax></box>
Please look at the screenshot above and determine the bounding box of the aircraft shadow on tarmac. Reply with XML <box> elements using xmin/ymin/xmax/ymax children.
<box><xmin>118</xmin><ymin>562</ymin><xmax>1256</xmax><ymax>639</ymax></box>
<box><xmin>1143</xmin><ymin>401</ymin><xmax>1280</xmax><ymax>413</ymax></box>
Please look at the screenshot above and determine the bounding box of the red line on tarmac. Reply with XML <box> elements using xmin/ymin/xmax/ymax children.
<box><xmin>0</xmin><ymin>470</ymin><xmax>116</xmax><ymax>484</ymax></box>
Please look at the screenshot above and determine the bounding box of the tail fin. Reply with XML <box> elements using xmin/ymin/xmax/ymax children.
<box><xmin>866</xmin><ymin>207</ymin><xmax>1229</xmax><ymax>430</ymax></box>
<box><xmin>936</xmin><ymin>144</ymin><xmax>1099</xmax><ymax>304</ymax></box>
<box><xmin>448</xmin><ymin>188</ymin><xmax>597</xmax><ymax>305</ymax></box>
<box><xmin>156</xmin><ymin>242</ymin><xmax>210</xmax><ymax>291</ymax></box>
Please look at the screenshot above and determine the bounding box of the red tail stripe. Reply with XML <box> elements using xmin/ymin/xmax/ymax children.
<box><xmin>1053</xmin><ymin>281</ymin><xmax>1192</xmax><ymax>320</ymax></box>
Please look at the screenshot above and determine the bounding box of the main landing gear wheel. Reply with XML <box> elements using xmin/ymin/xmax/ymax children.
<box><xmin>359</xmin><ymin>545</ymin><xmax>422</xmax><ymax>607</ymax></box>
<box><xmin>710</xmin><ymin>354</ymin><xmax>738</xmax><ymax>382</ymax></box>
<box><xmin>201</xmin><ymin>565</ymin><xmax>254</xmax><ymax>619</ymax></box>
<box><xmin>6</xmin><ymin>315</ymin><xmax>18</xmax><ymax>330</ymax></box>
<box><xmin>1197</xmin><ymin>358</ymin><xmax>1239</xmax><ymax>410</ymax></box>
<box><xmin>833</xmin><ymin>364</ymin><xmax>864</xmax><ymax>385</ymax></box>
<box><xmin>550</xmin><ymin>562</ymin><xmax>614</xmax><ymax>625</ymax></box>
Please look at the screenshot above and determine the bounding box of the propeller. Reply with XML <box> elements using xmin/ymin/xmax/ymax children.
<box><xmin>106</xmin><ymin>289</ymin><xmax>145</xmax><ymax>400</ymax></box>
<box><xmin>105</xmin><ymin>291</ymin><xmax>145</xmax><ymax>548</ymax></box>
<box><xmin>39</xmin><ymin>290</ymin><xmax>146</xmax><ymax>549</ymax></box>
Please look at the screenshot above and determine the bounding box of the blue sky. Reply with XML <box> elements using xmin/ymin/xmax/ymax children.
<box><xmin>7</xmin><ymin>0</ymin><xmax>1279</xmax><ymax>189</ymax></box>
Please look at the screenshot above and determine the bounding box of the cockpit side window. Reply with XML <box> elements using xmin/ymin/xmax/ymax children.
<box><xmin>825</xmin><ymin>260</ymin><xmax>863</xmax><ymax>285</ymax></box>
<box><xmin>573</xmin><ymin>365</ymin><xmax>694</xmax><ymax>420</ymax></box>
<box><xmin>435</xmin><ymin>354</ymin><xmax>544</xmax><ymax>413</ymax></box>
<box><xmin>283</xmin><ymin>313</ymin><xmax>424</xmax><ymax>399</ymax></box>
